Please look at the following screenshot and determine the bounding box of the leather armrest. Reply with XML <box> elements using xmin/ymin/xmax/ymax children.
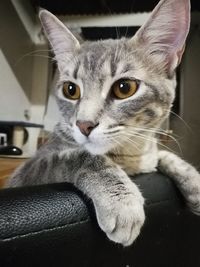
<box><xmin>0</xmin><ymin>172</ymin><xmax>200</xmax><ymax>267</ymax></box>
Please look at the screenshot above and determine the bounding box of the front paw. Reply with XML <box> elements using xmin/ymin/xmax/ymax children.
<box><xmin>185</xmin><ymin>174</ymin><xmax>200</xmax><ymax>215</ymax></box>
<box><xmin>94</xmin><ymin>194</ymin><xmax>145</xmax><ymax>246</ymax></box>
<box><xmin>187</xmin><ymin>191</ymin><xmax>200</xmax><ymax>215</ymax></box>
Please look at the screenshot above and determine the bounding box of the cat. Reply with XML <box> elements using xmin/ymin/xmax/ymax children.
<box><xmin>7</xmin><ymin>0</ymin><xmax>200</xmax><ymax>247</ymax></box>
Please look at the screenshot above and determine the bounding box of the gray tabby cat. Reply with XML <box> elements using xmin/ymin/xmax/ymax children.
<box><xmin>7</xmin><ymin>0</ymin><xmax>200</xmax><ymax>246</ymax></box>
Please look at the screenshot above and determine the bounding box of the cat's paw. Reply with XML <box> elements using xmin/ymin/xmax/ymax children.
<box><xmin>182</xmin><ymin>170</ymin><xmax>200</xmax><ymax>215</ymax></box>
<box><xmin>187</xmin><ymin>189</ymin><xmax>200</xmax><ymax>216</ymax></box>
<box><xmin>94</xmin><ymin>194</ymin><xmax>145</xmax><ymax>246</ymax></box>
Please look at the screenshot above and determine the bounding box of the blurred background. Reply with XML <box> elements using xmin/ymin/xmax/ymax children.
<box><xmin>0</xmin><ymin>0</ymin><xmax>200</xmax><ymax>172</ymax></box>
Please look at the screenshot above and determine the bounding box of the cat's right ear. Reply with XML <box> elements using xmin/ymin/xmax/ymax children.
<box><xmin>131</xmin><ymin>0</ymin><xmax>190</xmax><ymax>74</ymax></box>
<box><xmin>39</xmin><ymin>9</ymin><xmax>80</xmax><ymax>71</ymax></box>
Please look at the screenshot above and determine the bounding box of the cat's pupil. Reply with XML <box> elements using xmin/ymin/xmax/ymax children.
<box><xmin>119</xmin><ymin>81</ymin><xmax>130</xmax><ymax>94</ymax></box>
<box><xmin>68</xmin><ymin>83</ymin><xmax>76</xmax><ymax>96</ymax></box>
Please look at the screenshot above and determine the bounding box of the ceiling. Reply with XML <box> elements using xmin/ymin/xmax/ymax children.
<box><xmin>31</xmin><ymin>0</ymin><xmax>200</xmax><ymax>15</ymax></box>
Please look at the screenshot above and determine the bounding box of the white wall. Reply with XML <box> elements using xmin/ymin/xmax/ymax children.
<box><xmin>0</xmin><ymin>0</ymin><xmax>49</xmax><ymax>124</ymax></box>
<box><xmin>0</xmin><ymin>1</ymin><xmax>49</xmax><ymax>156</ymax></box>
<box><xmin>0</xmin><ymin>49</ymin><xmax>30</xmax><ymax>121</ymax></box>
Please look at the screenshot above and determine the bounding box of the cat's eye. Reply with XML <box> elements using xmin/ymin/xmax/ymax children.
<box><xmin>111</xmin><ymin>79</ymin><xmax>139</xmax><ymax>99</ymax></box>
<box><xmin>62</xmin><ymin>82</ymin><xmax>80</xmax><ymax>100</ymax></box>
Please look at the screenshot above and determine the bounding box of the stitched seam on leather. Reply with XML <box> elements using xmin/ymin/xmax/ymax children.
<box><xmin>0</xmin><ymin>218</ymin><xmax>90</xmax><ymax>242</ymax></box>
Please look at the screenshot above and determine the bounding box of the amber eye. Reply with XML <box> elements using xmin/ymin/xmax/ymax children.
<box><xmin>62</xmin><ymin>82</ymin><xmax>80</xmax><ymax>100</ymax></box>
<box><xmin>111</xmin><ymin>79</ymin><xmax>139</xmax><ymax>99</ymax></box>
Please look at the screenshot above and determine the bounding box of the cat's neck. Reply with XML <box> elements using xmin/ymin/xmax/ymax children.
<box><xmin>107</xmin><ymin>134</ymin><xmax>158</xmax><ymax>175</ymax></box>
<box><xmin>54</xmin><ymin>125</ymin><xmax>159</xmax><ymax>175</ymax></box>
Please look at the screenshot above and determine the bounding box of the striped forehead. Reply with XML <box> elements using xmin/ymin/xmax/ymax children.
<box><xmin>72</xmin><ymin>44</ymin><xmax>135</xmax><ymax>80</ymax></box>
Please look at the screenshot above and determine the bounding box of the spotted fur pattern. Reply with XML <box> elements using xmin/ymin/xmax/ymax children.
<box><xmin>7</xmin><ymin>0</ymin><xmax>200</xmax><ymax>246</ymax></box>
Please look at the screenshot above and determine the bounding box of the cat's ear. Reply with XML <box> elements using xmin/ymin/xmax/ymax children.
<box><xmin>39</xmin><ymin>9</ymin><xmax>80</xmax><ymax>71</ymax></box>
<box><xmin>132</xmin><ymin>0</ymin><xmax>190</xmax><ymax>74</ymax></box>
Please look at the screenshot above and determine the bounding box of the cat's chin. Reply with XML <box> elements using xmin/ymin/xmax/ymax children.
<box><xmin>84</xmin><ymin>142</ymin><xmax>112</xmax><ymax>155</ymax></box>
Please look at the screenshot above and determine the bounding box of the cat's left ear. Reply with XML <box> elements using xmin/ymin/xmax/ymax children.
<box><xmin>39</xmin><ymin>9</ymin><xmax>80</xmax><ymax>71</ymax></box>
<box><xmin>132</xmin><ymin>0</ymin><xmax>190</xmax><ymax>74</ymax></box>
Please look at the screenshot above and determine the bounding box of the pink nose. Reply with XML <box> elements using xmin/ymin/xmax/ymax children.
<box><xmin>76</xmin><ymin>120</ymin><xmax>99</xmax><ymax>137</ymax></box>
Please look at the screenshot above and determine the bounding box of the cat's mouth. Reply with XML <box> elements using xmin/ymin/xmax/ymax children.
<box><xmin>73</xmin><ymin>124</ymin><xmax>123</xmax><ymax>155</ymax></box>
<box><xmin>83</xmin><ymin>138</ymin><xmax>116</xmax><ymax>155</ymax></box>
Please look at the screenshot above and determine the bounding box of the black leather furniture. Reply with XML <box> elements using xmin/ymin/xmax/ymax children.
<box><xmin>0</xmin><ymin>172</ymin><xmax>200</xmax><ymax>267</ymax></box>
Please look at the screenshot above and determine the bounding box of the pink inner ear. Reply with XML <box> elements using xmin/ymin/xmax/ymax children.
<box><xmin>135</xmin><ymin>0</ymin><xmax>190</xmax><ymax>68</ymax></box>
<box><xmin>39</xmin><ymin>10</ymin><xmax>80</xmax><ymax>71</ymax></box>
<box><xmin>167</xmin><ymin>16</ymin><xmax>189</xmax><ymax>53</ymax></box>
<box><xmin>39</xmin><ymin>10</ymin><xmax>80</xmax><ymax>54</ymax></box>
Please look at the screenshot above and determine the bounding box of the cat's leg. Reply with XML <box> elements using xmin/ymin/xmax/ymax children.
<box><xmin>74</xmin><ymin>154</ymin><xmax>145</xmax><ymax>246</ymax></box>
<box><xmin>6</xmin><ymin>153</ymin><xmax>60</xmax><ymax>187</ymax></box>
<box><xmin>7</xmin><ymin>151</ymin><xmax>145</xmax><ymax>246</ymax></box>
<box><xmin>158</xmin><ymin>150</ymin><xmax>200</xmax><ymax>214</ymax></box>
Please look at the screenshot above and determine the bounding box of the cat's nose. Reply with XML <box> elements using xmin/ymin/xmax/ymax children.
<box><xmin>76</xmin><ymin>120</ymin><xmax>99</xmax><ymax>137</ymax></box>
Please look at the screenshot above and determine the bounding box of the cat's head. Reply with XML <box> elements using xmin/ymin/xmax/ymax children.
<box><xmin>39</xmin><ymin>0</ymin><xmax>190</xmax><ymax>155</ymax></box>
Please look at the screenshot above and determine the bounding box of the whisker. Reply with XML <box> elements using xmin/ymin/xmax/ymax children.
<box><xmin>114</xmin><ymin>39</ymin><xmax>120</xmax><ymax>63</ymax></box>
<box><xmin>126</xmin><ymin>124</ymin><xmax>181</xmax><ymax>141</ymax></box>
<box><xmin>103</xmin><ymin>126</ymin><xmax>124</xmax><ymax>135</ymax></box>
<box><xmin>15</xmin><ymin>49</ymin><xmax>54</xmax><ymax>66</ymax></box>
<box><xmin>106</xmin><ymin>134</ymin><xmax>141</xmax><ymax>154</ymax></box>
<box><xmin>127</xmin><ymin>125</ymin><xmax>169</xmax><ymax>135</ymax></box>
<box><xmin>164</xmin><ymin>109</ymin><xmax>193</xmax><ymax>133</ymax></box>
<box><xmin>104</xmin><ymin>130</ymin><xmax>120</xmax><ymax>135</ymax></box>
<box><xmin>124</xmin><ymin>130</ymin><xmax>177</xmax><ymax>154</ymax></box>
<box><xmin>122</xmin><ymin>136</ymin><xmax>142</xmax><ymax>152</ymax></box>
<box><xmin>126</xmin><ymin>125</ymin><xmax>182</xmax><ymax>152</ymax></box>
<box><xmin>108</xmin><ymin>136</ymin><xmax>125</xmax><ymax>151</ymax></box>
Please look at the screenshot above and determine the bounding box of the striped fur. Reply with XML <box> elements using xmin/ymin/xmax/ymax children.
<box><xmin>8</xmin><ymin>0</ymin><xmax>200</xmax><ymax>247</ymax></box>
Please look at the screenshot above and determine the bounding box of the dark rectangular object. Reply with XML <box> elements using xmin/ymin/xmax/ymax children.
<box><xmin>0</xmin><ymin>121</ymin><xmax>43</xmax><ymax>128</ymax></box>
<box><xmin>82</xmin><ymin>26</ymin><xmax>139</xmax><ymax>40</ymax></box>
<box><xmin>31</xmin><ymin>0</ymin><xmax>200</xmax><ymax>15</ymax></box>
